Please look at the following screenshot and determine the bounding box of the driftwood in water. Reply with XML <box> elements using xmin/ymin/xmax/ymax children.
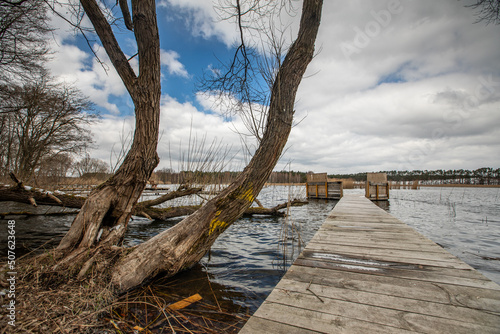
<box><xmin>0</xmin><ymin>177</ymin><xmax>306</xmax><ymax>220</ymax></box>
<box><xmin>140</xmin><ymin>199</ymin><xmax>308</xmax><ymax>220</ymax></box>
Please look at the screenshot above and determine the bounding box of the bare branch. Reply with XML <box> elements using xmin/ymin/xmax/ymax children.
<box><xmin>0</xmin><ymin>0</ymin><xmax>52</xmax><ymax>82</ymax></box>
<box><xmin>80</xmin><ymin>0</ymin><xmax>137</xmax><ymax>97</ymax></box>
<box><xmin>467</xmin><ymin>0</ymin><xmax>500</xmax><ymax>25</ymax></box>
<box><xmin>0</xmin><ymin>73</ymin><xmax>96</xmax><ymax>181</ymax></box>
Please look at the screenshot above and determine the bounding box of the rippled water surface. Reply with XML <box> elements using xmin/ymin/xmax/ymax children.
<box><xmin>386</xmin><ymin>187</ymin><xmax>500</xmax><ymax>284</ymax></box>
<box><xmin>1</xmin><ymin>185</ymin><xmax>499</xmax><ymax>313</ymax></box>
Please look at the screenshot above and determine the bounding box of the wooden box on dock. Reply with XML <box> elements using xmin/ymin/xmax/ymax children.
<box><xmin>365</xmin><ymin>172</ymin><xmax>389</xmax><ymax>201</ymax></box>
<box><xmin>306</xmin><ymin>173</ymin><xmax>343</xmax><ymax>199</ymax></box>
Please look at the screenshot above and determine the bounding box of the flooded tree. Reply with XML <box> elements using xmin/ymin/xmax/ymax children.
<box><xmin>13</xmin><ymin>0</ymin><xmax>323</xmax><ymax>295</ymax></box>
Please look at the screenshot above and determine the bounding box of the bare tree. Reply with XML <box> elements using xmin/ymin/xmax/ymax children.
<box><xmin>38</xmin><ymin>153</ymin><xmax>73</xmax><ymax>182</ymax></box>
<box><xmin>25</xmin><ymin>0</ymin><xmax>323</xmax><ymax>295</ymax></box>
<box><xmin>0</xmin><ymin>73</ymin><xmax>96</xmax><ymax>182</ymax></box>
<box><xmin>0</xmin><ymin>0</ymin><xmax>51</xmax><ymax>83</ymax></box>
<box><xmin>112</xmin><ymin>0</ymin><xmax>323</xmax><ymax>292</ymax></box>
<box><xmin>467</xmin><ymin>0</ymin><xmax>500</xmax><ymax>24</ymax></box>
<box><xmin>73</xmin><ymin>153</ymin><xmax>109</xmax><ymax>177</ymax></box>
<box><xmin>52</xmin><ymin>0</ymin><xmax>163</xmax><ymax>263</ymax></box>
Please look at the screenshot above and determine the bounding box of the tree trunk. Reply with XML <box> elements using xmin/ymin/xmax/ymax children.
<box><xmin>112</xmin><ymin>0</ymin><xmax>323</xmax><ymax>293</ymax></box>
<box><xmin>53</xmin><ymin>0</ymin><xmax>161</xmax><ymax>264</ymax></box>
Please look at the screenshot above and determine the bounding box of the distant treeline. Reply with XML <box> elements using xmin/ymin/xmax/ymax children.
<box><xmin>62</xmin><ymin>167</ymin><xmax>500</xmax><ymax>186</ymax></box>
<box><xmin>152</xmin><ymin>169</ymin><xmax>307</xmax><ymax>184</ymax></box>
<box><xmin>328</xmin><ymin>168</ymin><xmax>500</xmax><ymax>185</ymax></box>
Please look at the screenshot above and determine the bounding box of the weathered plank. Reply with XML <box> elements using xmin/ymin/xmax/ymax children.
<box><xmin>273</xmin><ymin>279</ymin><xmax>500</xmax><ymax>326</ymax></box>
<box><xmin>263</xmin><ymin>289</ymin><xmax>499</xmax><ymax>333</ymax></box>
<box><xmin>239</xmin><ymin>194</ymin><xmax>500</xmax><ymax>333</ymax></box>
<box><xmin>283</xmin><ymin>266</ymin><xmax>500</xmax><ymax>313</ymax></box>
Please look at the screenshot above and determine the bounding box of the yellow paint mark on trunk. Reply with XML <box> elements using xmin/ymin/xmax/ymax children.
<box><xmin>238</xmin><ymin>186</ymin><xmax>254</xmax><ymax>203</ymax></box>
<box><xmin>209</xmin><ymin>210</ymin><xmax>227</xmax><ymax>235</ymax></box>
<box><xmin>209</xmin><ymin>219</ymin><xmax>227</xmax><ymax>235</ymax></box>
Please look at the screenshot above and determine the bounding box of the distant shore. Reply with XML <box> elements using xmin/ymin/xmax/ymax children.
<box><xmin>265</xmin><ymin>182</ymin><xmax>500</xmax><ymax>188</ymax></box>
<box><xmin>418</xmin><ymin>184</ymin><xmax>500</xmax><ymax>188</ymax></box>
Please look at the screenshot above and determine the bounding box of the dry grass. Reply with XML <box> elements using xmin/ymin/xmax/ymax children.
<box><xmin>106</xmin><ymin>286</ymin><xmax>249</xmax><ymax>334</ymax></box>
<box><xmin>1</xmin><ymin>249</ymin><xmax>119</xmax><ymax>333</ymax></box>
<box><xmin>0</xmin><ymin>249</ymin><xmax>249</xmax><ymax>334</ymax></box>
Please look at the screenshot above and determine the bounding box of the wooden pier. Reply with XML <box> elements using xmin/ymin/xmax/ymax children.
<box><xmin>239</xmin><ymin>195</ymin><xmax>500</xmax><ymax>333</ymax></box>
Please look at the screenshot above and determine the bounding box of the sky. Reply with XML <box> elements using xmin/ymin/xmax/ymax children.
<box><xmin>46</xmin><ymin>0</ymin><xmax>500</xmax><ymax>174</ymax></box>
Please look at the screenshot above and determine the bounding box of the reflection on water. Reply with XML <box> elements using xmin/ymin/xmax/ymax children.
<box><xmin>373</xmin><ymin>200</ymin><xmax>390</xmax><ymax>211</ymax></box>
<box><xmin>1</xmin><ymin>185</ymin><xmax>499</xmax><ymax>315</ymax></box>
<box><xmin>0</xmin><ymin>202</ymin><xmax>74</xmax><ymax>255</ymax></box>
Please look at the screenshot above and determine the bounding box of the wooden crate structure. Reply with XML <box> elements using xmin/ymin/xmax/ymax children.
<box><xmin>365</xmin><ymin>172</ymin><xmax>389</xmax><ymax>201</ymax></box>
<box><xmin>306</xmin><ymin>173</ymin><xmax>343</xmax><ymax>200</ymax></box>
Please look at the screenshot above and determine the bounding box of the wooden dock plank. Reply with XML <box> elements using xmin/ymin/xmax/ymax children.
<box><xmin>249</xmin><ymin>302</ymin><xmax>416</xmax><ymax>334</ymax></box>
<box><xmin>262</xmin><ymin>289</ymin><xmax>499</xmax><ymax>333</ymax></box>
<box><xmin>239</xmin><ymin>195</ymin><xmax>500</xmax><ymax>333</ymax></box>
<box><xmin>273</xmin><ymin>279</ymin><xmax>500</xmax><ymax>327</ymax></box>
<box><xmin>284</xmin><ymin>265</ymin><xmax>500</xmax><ymax>313</ymax></box>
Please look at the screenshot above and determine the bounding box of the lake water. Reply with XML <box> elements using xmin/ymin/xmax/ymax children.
<box><xmin>385</xmin><ymin>187</ymin><xmax>500</xmax><ymax>284</ymax></box>
<box><xmin>1</xmin><ymin>185</ymin><xmax>499</xmax><ymax>314</ymax></box>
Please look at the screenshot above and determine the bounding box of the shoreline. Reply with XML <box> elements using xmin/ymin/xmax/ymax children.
<box><xmin>418</xmin><ymin>184</ymin><xmax>500</xmax><ymax>188</ymax></box>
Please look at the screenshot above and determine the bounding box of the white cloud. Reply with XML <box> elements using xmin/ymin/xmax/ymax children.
<box><xmin>157</xmin><ymin>0</ymin><xmax>301</xmax><ymax>54</ymax></box>
<box><xmin>47</xmin><ymin>42</ymin><xmax>128</xmax><ymax>115</ymax></box>
<box><xmin>45</xmin><ymin>3</ymin><xmax>135</xmax><ymax>115</ymax></box>
<box><xmin>156</xmin><ymin>94</ymin><xmax>247</xmax><ymax>171</ymax></box>
<box><xmin>158</xmin><ymin>0</ymin><xmax>238</xmax><ymax>46</ymax></box>
<box><xmin>283</xmin><ymin>0</ymin><xmax>500</xmax><ymax>173</ymax></box>
<box><xmin>160</xmin><ymin>49</ymin><xmax>189</xmax><ymax>78</ymax></box>
<box><xmin>48</xmin><ymin>1</ymin><xmax>500</xmax><ymax>174</ymax></box>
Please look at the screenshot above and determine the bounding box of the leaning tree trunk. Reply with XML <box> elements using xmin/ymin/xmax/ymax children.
<box><xmin>54</xmin><ymin>0</ymin><xmax>161</xmax><ymax>265</ymax></box>
<box><xmin>112</xmin><ymin>0</ymin><xmax>323</xmax><ymax>293</ymax></box>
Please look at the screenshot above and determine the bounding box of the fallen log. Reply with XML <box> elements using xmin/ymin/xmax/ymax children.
<box><xmin>243</xmin><ymin>199</ymin><xmax>308</xmax><ymax>217</ymax></box>
<box><xmin>0</xmin><ymin>185</ymin><xmax>86</xmax><ymax>208</ymax></box>
<box><xmin>0</xmin><ymin>179</ymin><xmax>201</xmax><ymax>213</ymax></box>
<box><xmin>0</xmin><ymin>176</ymin><xmax>307</xmax><ymax>220</ymax></box>
<box><xmin>0</xmin><ymin>210</ymin><xmax>80</xmax><ymax>219</ymax></box>
<box><xmin>138</xmin><ymin>199</ymin><xmax>308</xmax><ymax>220</ymax></box>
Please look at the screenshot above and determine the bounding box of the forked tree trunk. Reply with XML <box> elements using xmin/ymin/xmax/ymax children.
<box><xmin>46</xmin><ymin>0</ymin><xmax>322</xmax><ymax>293</ymax></box>
<box><xmin>112</xmin><ymin>0</ymin><xmax>323</xmax><ymax>293</ymax></box>
<box><xmin>54</xmin><ymin>0</ymin><xmax>161</xmax><ymax>263</ymax></box>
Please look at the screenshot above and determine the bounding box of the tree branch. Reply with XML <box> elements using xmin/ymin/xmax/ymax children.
<box><xmin>118</xmin><ymin>0</ymin><xmax>133</xmax><ymax>31</ymax></box>
<box><xmin>135</xmin><ymin>185</ymin><xmax>203</xmax><ymax>209</ymax></box>
<box><xmin>79</xmin><ymin>0</ymin><xmax>137</xmax><ymax>97</ymax></box>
